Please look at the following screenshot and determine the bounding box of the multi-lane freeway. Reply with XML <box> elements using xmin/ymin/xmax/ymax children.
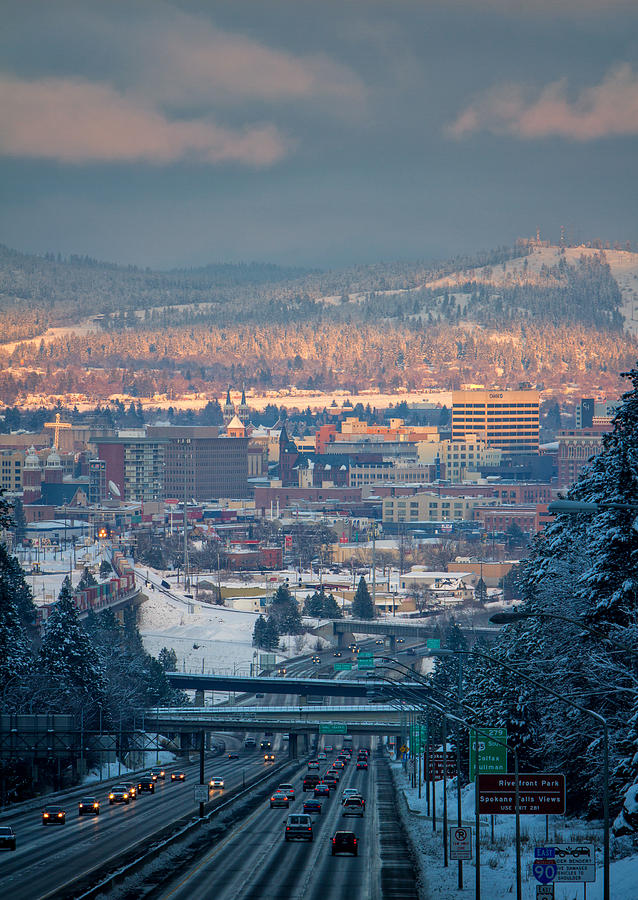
<box><xmin>0</xmin><ymin>643</ymin><xmax>421</xmax><ymax>899</ymax></box>
<box><xmin>0</xmin><ymin>750</ymin><xmax>275</xmax><ymax>900</ymax></box>
<box><xmin>150</xmin><ymin>747</ymin><xmax>416</xmax><ymax>900</ymax></box>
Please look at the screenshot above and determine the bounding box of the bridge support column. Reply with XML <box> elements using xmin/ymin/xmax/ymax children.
<box><xmin>336</xmin><ymin>631</ymin><xmax>346</xmax><ymax>648</ymax></box>
<box><xmin>395</xmin><ymin>734</ymin><xmax>402</xmax><ymax>761</ymax></box>
<box><xmin>388</xmin><ymin>635</ymin><xmax>396</xmax><ymax>652</ymax></box>
<box><xmin>288</xmin><ymin>733</ymin><xmax>299</xmax><ymax>759</ymax></box>
<box><xmin>194</xmin><ymin>689</ymin><xmax>205</xmax><ymax>707</ymax></box>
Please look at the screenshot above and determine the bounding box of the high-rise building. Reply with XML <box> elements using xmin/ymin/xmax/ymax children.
<box><xmin>451</xmin><ymin>390</ymin><xmax>540</xmax><ymax>455</ymax></box>
<box><xmin>97</xmin><ymin>430</ymin><xmax>166</xmax><ymax>502</ymax></box>
<box><xmin>147</xmin><ymin>425</ymin><xmax>249</xmax><ymax>500</ymax></box>
<box><xmin>88</xmin><ymin>458</ymin><xmax>106</xmax><ymax>504</ymax></box>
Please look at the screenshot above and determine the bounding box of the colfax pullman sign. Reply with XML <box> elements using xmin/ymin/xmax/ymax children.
<box><xmin>478</xmin><ymin>773</ymin><xmax>566</xmax><ymax>815</ymax></box>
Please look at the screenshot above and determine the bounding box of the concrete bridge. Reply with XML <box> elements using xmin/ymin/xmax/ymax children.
<box><xmin>142</xmin><ymin>704</ymin><xmax>407</xmax><ymax>758</ymax></box>
<box><xmin>312</xmin><ymin>617</ymin><xmax>499</xmax><ymax>649</ymax></box>
<box><xmin>165</xmin><ymin>672</ymin><xmax>429</xmax><ymax>701</ymax></box>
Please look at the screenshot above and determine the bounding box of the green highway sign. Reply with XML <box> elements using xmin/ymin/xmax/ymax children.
<box><xmin>426</xmin><ymin>638</ymin><xmax>441</xmax><ymax>649</ymax></box>
<box><xmin>469</xmin><ymin>727</ymin><xmax>507</xmax><ymax>778</ymax></box>
<box><xmin>358</xmin><ymin>651</ymin><xmax>373</xmax><ymax>659</ymax></box>
<box><xmin>319</xmin><ymin>723</ymin><xmax>347</xmax><ymax>734</ymax></box>
<box><xmin>357</xmin><ymin>658</ymin><xmax>375</xmax><ymax>670</ymax></box>
<box><xmin>333</xmin><ymin>662</ymin><xmax>352</xmax><ymax>671</ymax></box>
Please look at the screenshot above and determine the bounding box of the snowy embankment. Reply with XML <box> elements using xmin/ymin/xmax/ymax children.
<box><xmin>138</xmin><ymin>589</ymin><xmax>263</xmax><ymax>675</ymax></box>
<box><xmin>389</xmin><ymin>759</ymin><xmax>638</xmax><ymax>900</ymax></box>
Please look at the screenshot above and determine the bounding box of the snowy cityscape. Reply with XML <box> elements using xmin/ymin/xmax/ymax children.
<box><xmin>2</xmin><ymin>1</ymin><xmax>638</xmax><ymax>898</ymax></box>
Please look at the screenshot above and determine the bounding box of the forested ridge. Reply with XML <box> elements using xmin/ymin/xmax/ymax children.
<box><xmin>0</xmin><ymin>241</ymin><xmax>635</xmax><ymax>403</ymax></box>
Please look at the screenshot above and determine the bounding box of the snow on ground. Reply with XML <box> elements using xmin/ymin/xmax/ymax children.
<box><xmin>138</xmin><ymin>589</ymin><xmax>263</xmax><ymax>675</ymax></box>
<box><xmin>390</xmin><ymin>759</ymin><xmax>637</xmax><ymax>900</ymax></box>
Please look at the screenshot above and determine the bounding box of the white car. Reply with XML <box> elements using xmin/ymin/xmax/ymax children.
<box><xmin>209</xmin><ymin>777</ymin><xmax>225</xmax><ymax>789</ymax></box>
<box><xmin>277</xmin><ymin>783</ymin><xmax>296</xmax><ymax>801</ymax></box>
<box><xmin>341</xmin><ymin>788</ymin><xmax>360</xmax><ymax>804</ymax></box>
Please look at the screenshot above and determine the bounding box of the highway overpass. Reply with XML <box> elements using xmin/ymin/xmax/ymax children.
<box><xmin>165</xmin><ymin>672</ymin><xmax>430</xmax><ymax>699</ymax></box>
<box><xmin>313</xmin><ymin>617</ymin><xmax>499</xmax><ymax>648</ymax></box>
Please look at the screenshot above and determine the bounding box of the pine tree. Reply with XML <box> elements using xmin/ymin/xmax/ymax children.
<box><xmin>158</xmin><ymin>647</ymin><xmax>178</xmax><ymax>671</ymax></box>
<box><xmin>0</xmin><ymin>544</ymin><xmax>36</xmax><ymax>629</ymax></box>
<box><xmin>252</xmin><ymin>615</ymin><xmax>268</xmax><ymax>649</ymax></box>
<box><xmin>269</xmin><ymin>584</ymin><xmax>302</xmax><ymax>634</ymax></box>
<box><xmin>322</xmin><ymin>592</ymin><xmax>343</xmax><ymax>619</ymax></box>
<box><xmin>0</xmin><ymin>578</ymin><xmax>33</xmax><ymax>706</ymax></box>
<box><xmin>352</xmin><ymin>576</ymin><xmax>375</xmax><ymax>619</ymax></box>
<box><xmin>303</xmin><ymin>591</ymin><xmax>324</xmax><ymax>617</ymax></box>
<box><xmin>38</xmin><ymin>578</ymin><xmax>107</xmax><ymax>720</ymax></box>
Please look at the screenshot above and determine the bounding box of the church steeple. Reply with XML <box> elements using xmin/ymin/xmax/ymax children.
<box><xmin>223</xmin><ymin>386</ymin><xmax>235</xmax><ymax>426</ymax></box>
<box><xmin>238</xmin><ymin>384</ymin><xmax>250</xmax><ymax>425</ymax></box>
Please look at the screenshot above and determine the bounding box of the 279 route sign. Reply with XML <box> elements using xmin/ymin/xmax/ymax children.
<box><xmin>478</xmin><ymin>773</ymin><xmax>566</xmax><ymax>815</ymax></box>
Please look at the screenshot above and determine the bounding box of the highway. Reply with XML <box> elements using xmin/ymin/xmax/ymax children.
<box><xmin>0</xmin><ymin>750</ymin><xmax>277</xmax><ymax>900</ymax></box>
<box><xmin>150</xmin><ymin>748</ymin><xmax>417</xmax><ymax>900</ymax></box>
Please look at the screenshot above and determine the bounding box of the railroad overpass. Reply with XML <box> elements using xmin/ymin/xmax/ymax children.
<box><xmin>313</xmin><ymin>617</ymin><xmax>499</xmax><ymax>648</ymax></box>
<box><xmin>142</xmin><ymin>704</ymin><xmax>406</xmax><ymax>757</ymax></box>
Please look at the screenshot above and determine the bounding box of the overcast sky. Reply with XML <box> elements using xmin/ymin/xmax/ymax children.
<box><xmin>1</xmin><ymin>0</ymin><xmax>637</xmax><ymax>269</ymax></box>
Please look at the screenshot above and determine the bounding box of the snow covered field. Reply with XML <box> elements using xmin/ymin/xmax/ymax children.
<box><xmin>390</xmin><ymin>759</ymin><xmax>637</xmax><ymax>900</ymax></box>
<box><xmin>138</xmin><ymin>588</ymin><xmax>264</xmax><ymax>675</ymax></box>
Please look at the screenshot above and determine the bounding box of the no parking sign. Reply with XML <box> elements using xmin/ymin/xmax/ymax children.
<box><xmin>450</xmin><ymin>826</ymin><xmax>473</xmax><ymax>860</ymax></box>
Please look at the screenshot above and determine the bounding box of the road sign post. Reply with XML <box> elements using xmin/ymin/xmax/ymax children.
<box><xmin>450</xmin><ymin>826</ymin><xmax>472</xmax><ymax>860</ymax></box>
<box><xmin>478</xmin><ymin>774</ymin><xmax>566</xmax><ymax>815</ymax></box>
<box><xmin>552</xmin><ymin>843</ymin><xmax>596</xmax><ymax>883</ymax></box>
<box><xmin>319</xmin><ymin>723</ymin><xmax>347</xmax><ymax>734</ymax></box>
<box><xmin>469</xmin><ymin>727</ymin><xmax>507</xmax><ymax>778</ymax></box>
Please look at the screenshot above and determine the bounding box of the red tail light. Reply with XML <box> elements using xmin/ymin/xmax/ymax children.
<box><xmin>332</xmin><ymin>838</ymin><xmax>336</xmax><ymax>843</ymax></box>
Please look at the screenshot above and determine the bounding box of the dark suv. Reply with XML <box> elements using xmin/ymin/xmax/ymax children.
<box><xmin>331</xmin><ymin>831</ymin><xmax>358</xmax><ymax>856</ymax></box>
<box><xmin>137</xmin><ymin>777</ymin><xmax>155</xmax><ymax>793</ymax></box>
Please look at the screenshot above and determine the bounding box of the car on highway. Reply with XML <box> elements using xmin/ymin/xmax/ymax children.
<box><xmin>375</xmin><ymin>639</ymin><xmax>384</xmax><ymax>645</ymax></box>
<box><xmin>341</xmin><ymin>789</ymin><xmax>360</xmax><ymax>804</ymax></box>
<box><xmin>325</xmin><ymin>745</ymin><xmax>333</xmax><ymax>752</ymax></box>
<box><xmin>260</xmin><ymin>740</ymin><xmax>272</xmax><ymax>750</ymax></box>
<box><xmin>137</xmin><ymin>777</ymin><xmax>155</xmax><ymax>793</ymax></box>
<box><xmin>264</xmin><ymin>752</ymin><xmax>275</xmax><ymax>762</ymax></box>
<box><xmin>357</xmin><ymin>759</ymin><xmax>368</xmax><ymax>770</ymax></box>
<box><xmin>171</xmin><ymin>771</ymin><xmax>186</xmax><ymax>781</ymax></box>
<box><xmin>108</xmin><ymin>786</ymin><xmax>131</xmax><ymax>804</ymax></box>
<box><xmin>78</xmin><ymin>797</ymin><xmax>100</xmax><ymax>816</ymax></box>
<box><xmin>314</xmin><ymin>782</ymin><xmax>330</xmax><ymax>798</ymax></box>
<box><xmin>285</xmin><ymin>814</ymin><xmax>313</xmax><ymax>841</ymax></box>
<box><xmin>209</xmin><ymin>776</ymin><xmax>225</xmax><ymax>789</ymax></box>
<box><xmin>307</xmin><ymin>760</ymin><xmax>320</xmax><ymax>769</ymax></box>
<box><xmin>147</xmin><ymin>771</ymin><xmax>158</xmax><ymax>781</ymax></box>
<box><xmin>303</xmin><ymin>798</ymin><xmax>323</xmax><ymax>815</ymax></box>
<box><xmin>303</xmin><ymin>774</ymin><xmax>321</xmax><ymax>791</ymax></box>
<box><xmin>270</xmin><ymin>790</ymin><xmax>290</xmax><ymax>808</ymax></box>
<box><xmin>397</xmin><ymin>638</ymin><xmax>405</xmax><ymax>644</ymax></box>
<box><xmin>277</xmin><ymin>783</ymin><xmax>296</xmax><ymax>800</ymax></box>
<box><xmin>122</xmin><ymin>782</ymin><xmax>137</xmax><ymax>799</ymax></box>
<box><xmin>333</xmin><ymin>651</ymin><xmax>342</xmax><ymax>657</ymax></box>
<box><xmin>343</xmin><ymin>797</ymin><xmax>365</xmax><ymax>817</ymax></box>
<box><xmin>333</xmin><ymin>760</ymin><xmax>345</xmax><ymax>770</ymax></box>
<box><xmin>312</xmin><ymin>655</ymin><xmax>321</xmax><ymax>664</ymax></box>
<box><xmin>331</xmin><ymin>830</ymin><xmax>358</xmax><ymax>856</ymax></box>
<box><xmin>317</xmin><ymin>752</ymin><xmax>327</xmax><ymax>761</ymax></box>
<box><xmin>0</xmin><ymin>826</ymin><xmax>16</xmax><ymax>850</ymax></box>
<box><xmin>150</xmin><ymin>767</ymin><xmax>165</xmax><ymax>779</ymax></box>
<box><xmin>227</xmin><ymin>752</ymin><xmax>239</xmax><ymax>760</ymax></box>
<box><xmin>42</xmin><ymin>805</ymin><xmax>66</xmax><ymax>825</ymax></box>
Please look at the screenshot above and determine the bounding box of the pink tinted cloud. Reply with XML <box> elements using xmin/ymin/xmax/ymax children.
<box><xmin>135</xmin><ymin>13</ymin><xmax>366</xmax><ymax>109</ymax></box>
<box><xmin>0</xmin><ymin>75</ymin><xmax>288</xmax><ymax>165</ymax></box>
<box><xmin>447</xmin><ymin>64</ymin><xmax>638</xmax><ymax>140</ymax></box>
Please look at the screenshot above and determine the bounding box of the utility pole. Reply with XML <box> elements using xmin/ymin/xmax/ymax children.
<box><xmin>372</xmin><ymin>527</ymin><xmax>377</xmax><ymax>612</ymax></box>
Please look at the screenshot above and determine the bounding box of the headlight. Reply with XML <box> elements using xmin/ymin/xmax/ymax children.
<box><xmin>109</xmin><ymin>794</ymin><xmax>114</xmax><ymax>799</ymax></box>
<box><xmin>43</xmin><ymin>813</ymin><xmax>49</xmax><ymax>818</ymax></box>
<box><xmin>58</xmin><ymin>812</ymin><xmax>64</xmax><ymax>817</ymax></box>
<box><xmin>94</xmin><ymin>803</ymin><xmax>98</xmax><ymax>807</ymax></box>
